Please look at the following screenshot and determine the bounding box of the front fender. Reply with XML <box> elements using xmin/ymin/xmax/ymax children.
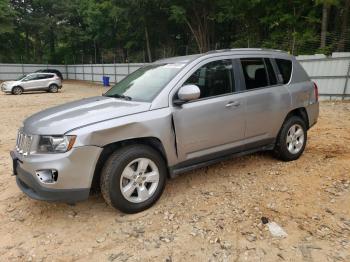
<box><xmin>67</xmin><ymin>108</ymin><xmax>178</xmax><ymax>166</ymax></box>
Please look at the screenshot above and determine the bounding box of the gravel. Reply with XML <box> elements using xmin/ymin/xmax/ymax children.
<box><xmin>0</xmin><ymin>81</ymin><xmax>349</xmax><ymax>261</ymax></box>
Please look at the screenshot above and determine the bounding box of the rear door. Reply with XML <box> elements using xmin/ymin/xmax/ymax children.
<box><xmin>238</xmin><ymin>57</ymin><xmax>290</xmax><ymax>146</ymax></box>
<box><xmin>35</xmin><ymin>74</ymin><xmax>53</xmax><ymax>88</ymax></box>
<box><xmin>172</xmin><ymin>58</ymin><xmax>246</xmax><ymax>163</ymax></box>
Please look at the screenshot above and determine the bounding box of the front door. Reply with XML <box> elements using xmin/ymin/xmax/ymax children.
<box><xmin>172</xmin><ymin>59</ymin><xmax>246</xmax><ymax>163</ymax></box>
<box><xmin>21</xmin><ymin>74</ymin><xmax>42</xmax><ymax>90</ymax></box>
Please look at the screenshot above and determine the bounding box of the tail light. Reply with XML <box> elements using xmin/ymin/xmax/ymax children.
<box><xmin>313</xmin><ymin>81</ymin><xmax>319</xmax><ymax>102</ymax></box>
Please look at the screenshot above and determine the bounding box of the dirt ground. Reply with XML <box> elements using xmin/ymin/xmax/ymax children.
<box><xmin>0</xmin><ymin>80</ymin><xmax>349</xmax><ymax>262</ymax></box>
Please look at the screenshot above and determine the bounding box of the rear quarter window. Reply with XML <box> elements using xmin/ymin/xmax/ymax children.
<box><xmin>275</xmin><ymin>59</ymin><xmax>292</xmax><ymax>84</ymax></box>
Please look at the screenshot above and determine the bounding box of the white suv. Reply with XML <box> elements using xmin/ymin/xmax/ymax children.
<box><xmin>1</xmin><ymin>72</ymin><xmax>62</xmax><ymax>95</ymax></box>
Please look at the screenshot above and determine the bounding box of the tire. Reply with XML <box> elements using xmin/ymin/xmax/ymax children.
<box><xmin>100</xmin><ymin>145</ymin><xmax>167</xmax><ymax>213</ymax></box>
<box><xmin>274</xmin><ymin>116</ymin><xmax>307</xmax><ymax>161</ymax></box>
<box><xmin>48</xmin><ymin>84</ymin><xmax>58</xmax><ymax>93</ymax></box>
<box><xmin>12</xmin><ymin>86</ymin><xmax>23</xmax><ymax>95</ymax></box>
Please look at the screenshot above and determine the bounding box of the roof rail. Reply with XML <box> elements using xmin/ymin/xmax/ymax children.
<box><xmin>206</xmin><ymin>48</ymin><xmax>285</xmax><ymax>54</ymax></box>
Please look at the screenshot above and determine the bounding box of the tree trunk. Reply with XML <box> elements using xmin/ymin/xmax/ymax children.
<box><xmin>145</xmin><ymin>26</ymin><xmax>152</xmax><ymax>62</ymax></box>
<box><xmin>320</xmin><ymin>3</ymin><xmax>329</xmax><ymax>49</ymax></box>
<box><xmin>337</xmin><ymin>0</ymin><xmax>350</xmax><ymax>51</ymax></box>
<box><xmin>49</xmin><ymin>24</ymin><xmax>55</xmax><ymax>63</ymax></box>
<box><xmin>25</xmin><ymin>29</ymin><xmax>29</xmax><ymax>62</ymax></box>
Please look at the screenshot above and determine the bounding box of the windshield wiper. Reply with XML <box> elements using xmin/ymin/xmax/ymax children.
<box><xmin>104</xmin><ymin>93</ymin><xmax>132</xmax><ymax>101</ymax></box>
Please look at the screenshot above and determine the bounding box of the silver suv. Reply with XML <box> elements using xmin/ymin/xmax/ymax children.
<box><xmin>11</xmin><ymin>49</ymin><xmax>319</xmax><ymax>213</ymax></box>
<box><xmin>1</xmin><ymin>72</ymin><xmax>62</xmax><ymax>95</ymax></box>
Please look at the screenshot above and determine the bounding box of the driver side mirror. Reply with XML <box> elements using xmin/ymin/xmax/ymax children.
<box><xmin>173</xmin><ymin>84</ymin><xmax>201</xmax><ymax>105</ymax></box>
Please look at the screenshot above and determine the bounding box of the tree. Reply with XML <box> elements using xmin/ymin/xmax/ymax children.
<box><xmin>170</xmin><ymin>1</ymin><xmax>216</xmax><ymax>53</ymax></box>
<box><xmin>0</xmin><ymin>0</ymin><xmax>14</xmax><ymax>34</ymax></box>
<box><xmin>337</xmin><ymin>0</ymin><xmax>350</xmax><ymax>51</ymax></box>
<box><xmin>316</xmin><ymin>0</ymin><xmax>339</xmax><ymax>49</ymax></box>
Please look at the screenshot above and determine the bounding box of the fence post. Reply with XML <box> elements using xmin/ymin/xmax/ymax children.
<box><xmin>20</xmin><ymin>56</ymin><xmax>24</xmax><ymax>75</ymax></box>
<box><xmin>91</xmin><ymin>57</ymin><xmax>94</xmax><ymax>82</ymax></box>
<box><xmin>82</xmin><ymin>53</ymin><xmax>85</xmax><ymax>81</ymax></box>
<box><xmin>102</xmin><ymin>53</ymin><xmax>105</xmax><ymax>82</ymax></box>
<box><xmin>114</xmin><ymin>54</ymin><xmax>117</xmax><ymax>84</ymax></box>
<box><xmin>73</xmin><ymin>56</ymin><xmax>77</xmax><ymax>80</ymax></box>
<box><xmin>65</xmin><ymin>60</ymin><xmax>68</xmax><ymax>80</ymax></box>
<box><xmin>343</xmin><ymin>58</ymin><xmax>350</xmax><ymax>100</ymax></box>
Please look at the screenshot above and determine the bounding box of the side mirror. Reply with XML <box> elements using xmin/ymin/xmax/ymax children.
<box><xmin>174</xmin><ymin>84</ymin><xmax>200</xmax><ymax>105</ymax></box>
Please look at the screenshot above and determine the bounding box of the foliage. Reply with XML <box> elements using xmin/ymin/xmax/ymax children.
<box><xmin>0</xmin><ymin>0</ymin><xmax>349</xmax><ymax>63</ymax></box>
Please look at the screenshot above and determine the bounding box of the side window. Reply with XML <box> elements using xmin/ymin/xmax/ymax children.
<box><xmin>38</xmin><ymin>74</ymin><xmax>51</xmax><ymax>79</ymax></box>
<box><xmin>264</xmin><ymin>59</ymin><xmax>277</xmax><ymax>85</ymax></box>
<box><xmin>240</xmin><ymin>58</ymin><xmax>269</xmax><ymax>90</ymax></box>
<box><xmin>275</xmin><ymin>59</ymin><xmax>292</xmax><ymax>84</ymax></box>
<box><xmin>23</xmin><ymin>75</ymin><xmax>38</xmax><ymax>81</ymax></box>
<box><xmin>184</xmin><ymin>59</ymin><xmax>234</xmax><ymax>99</ymax></box>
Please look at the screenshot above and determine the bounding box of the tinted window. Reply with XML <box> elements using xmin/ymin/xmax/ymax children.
<box><xmin>37</xmin><ymin>74</ymin><xmax>49</xmax><ymax>79</ymax></box>
<box><xmin>275</xmin><ymin>59</ymin><xmax>292</xmax><ymax>84</ymax></box>
<box><xmin>240</xmin><ymin>58</ymin><xmax>269</xmax><ymax>90</ymax></box>
<box><xmin>264</xmin><ymin>59</ymin><xmax>277</xmax><ymax>85</ymax></box>
<box><xmin>184</xmin><ymin>60</ymin><xmax>234</xmax><ymax>99</ymax></box>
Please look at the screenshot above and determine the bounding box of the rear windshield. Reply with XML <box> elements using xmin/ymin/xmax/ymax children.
<box><xmin>275</xmin><ymin>59</ymin><xmax>292</xmax><ymax>84</ymax></box>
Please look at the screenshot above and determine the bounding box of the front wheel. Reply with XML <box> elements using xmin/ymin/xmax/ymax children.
<box><xmin>12</xmin><ymin>86</ymin><xmax>23</xmax><ymax>95</ymax></box>
<box><xmin>274</xmin><ymin>116</ymin><xmax>307</xmax><ymax>161</ymax></box>
<box><xmin>100</xmin><ymin>145</ymin><xmax>167</xmax><ymax>213</ymax></box>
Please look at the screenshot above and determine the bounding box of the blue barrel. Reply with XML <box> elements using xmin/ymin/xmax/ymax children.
<box><xmin>102</xmin><ymin>76</ymin><xmax>110</xmax><ymax>86</ymax></box>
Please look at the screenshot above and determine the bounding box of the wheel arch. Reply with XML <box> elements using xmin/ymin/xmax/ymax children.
<box><xmin>12</xmin><ymin>85</ymin><xmax>23</xmax><ymax>92</ymax></box>
<box><xmin>48</xmin><ymin>83</ymin><xmax>59</xmax><ymax>88</ymax></box>
<box><xmin>283</xmin><ymin>107</ymin><xmax>309</xmax><ymax>129</ymax></box>
<box><xmin>90</xmin><ymin>137</ymin><xmax>169</xmax><ymax>192</ymax></box>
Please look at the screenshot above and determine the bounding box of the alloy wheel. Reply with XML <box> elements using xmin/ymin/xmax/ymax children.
<box><xmin>286</xmin><ymin>124</ymin><xmax>305</xmax><ymax>154</ymax></box>
<box><xmin>119</xmin><ymin>158</ymin><xmax>160</xmax><ymax>203</ymax></box>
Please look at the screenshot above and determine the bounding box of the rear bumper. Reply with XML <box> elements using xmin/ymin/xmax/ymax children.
<box><xmin>306</xmin><ymin>101</ymin><xmax>319</xmax><ymax>128</ymax></box>
<box><xmin>16</xmin><ymin>165</ymin><xmax>89</xmax><ymax>202</ymax></box>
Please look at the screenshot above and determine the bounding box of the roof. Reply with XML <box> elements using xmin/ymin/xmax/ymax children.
<box><xmin>155</xmin><ymin>48</ymin><xmax>290</xmax><ymax>64</ymax></box>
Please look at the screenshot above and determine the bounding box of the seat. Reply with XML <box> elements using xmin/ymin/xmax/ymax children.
<box><xmin>254</xmin><ymin>68</ymin><xmax>268</xmax><ymax>88</ymax></box>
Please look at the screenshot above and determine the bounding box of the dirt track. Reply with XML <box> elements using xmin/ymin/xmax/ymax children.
<box><xmin>0</xmin><ymin>81</ymin><xmax>349</xmax><ymax>261</ymax></box>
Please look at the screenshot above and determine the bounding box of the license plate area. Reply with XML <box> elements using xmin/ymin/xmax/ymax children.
<box><xmin>10</xmin><ymin>151</ymin><xmax>18</xmax><ymax>176</ymax></box>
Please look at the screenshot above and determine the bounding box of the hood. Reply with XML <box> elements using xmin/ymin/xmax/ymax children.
<box><xmin>3</xmin><ymin>81</ymin><xmax>17</xmax><ymax>87</ymax></box>
<box><xmin>23</xmin><ymin>96</ymin><xmax>151</xmax><ymax>135</ymax></box>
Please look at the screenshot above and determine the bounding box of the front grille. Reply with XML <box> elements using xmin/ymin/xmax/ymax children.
<box><xmin>16</xmin><ymin>129</ymin><xmax>33</xmax><ymax>156</ymax></box>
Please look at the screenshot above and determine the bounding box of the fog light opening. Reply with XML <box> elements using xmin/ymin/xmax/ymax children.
<box><xmin>35</xmin><ymin>169</ymin><xmax>58</xmax><ymax>184</ymax></box>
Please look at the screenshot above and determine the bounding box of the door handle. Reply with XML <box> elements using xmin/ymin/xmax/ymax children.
<box><xmin>225</xmin><ymin>101</ymin><xmax>240</xmax><ymax>108</ymax></box>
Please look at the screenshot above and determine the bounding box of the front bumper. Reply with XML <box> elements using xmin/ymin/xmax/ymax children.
<box><xmin>11</xmin><ymin>145</ymin><xmax>102</xmax><ymax>202</ymax></box>
<box><xmin>16</xmin><ymin>166</ymin><xmax>90</xmax><ymax>202</ymax></box>
<box><xmin>1</xmin><ymin>85</ymin><xmax>11</xmax><ymax>93</ymax></box>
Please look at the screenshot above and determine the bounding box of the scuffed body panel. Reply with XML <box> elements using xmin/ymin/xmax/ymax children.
<box><xmin>69</xmin><ymin>108</ymin><xmax>178</xmax><ymax>166</ymax></box>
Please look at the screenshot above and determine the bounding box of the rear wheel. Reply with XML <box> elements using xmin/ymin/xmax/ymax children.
<box><xmin>100</xmin><ymin>145</ymin><xmax>167</xmax><ymax>213</ymax></box>
<box><xmin>274</xmin><ymin>116</ymin><xmax>307</xmax><ymax>161</ymax></box>
<box><xmin>12</xmin><ymin>86</ymin><xmax>23</xmax><ymax>95</ymax></box>
<box><xmin>48</xmin><ymin>84</ymin><xmax>58</xmax><ymax>93</ymax></box>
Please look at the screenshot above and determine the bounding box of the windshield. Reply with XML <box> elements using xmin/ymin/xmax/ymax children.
<box><xmin>104</xmin><ymin>63</ymin><xmax>185</xmax><ymax>102</ymax></box>
<box><xmin>16</xmin><ymin>74</ymin><xmax>27</xmax><ymax>81</ymax></box>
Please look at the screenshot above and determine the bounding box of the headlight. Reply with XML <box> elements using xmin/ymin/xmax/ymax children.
<box><xmin>37</xmin><ymin>135</ymin><xmax>76</xmax><ymax>153</ymax></box>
